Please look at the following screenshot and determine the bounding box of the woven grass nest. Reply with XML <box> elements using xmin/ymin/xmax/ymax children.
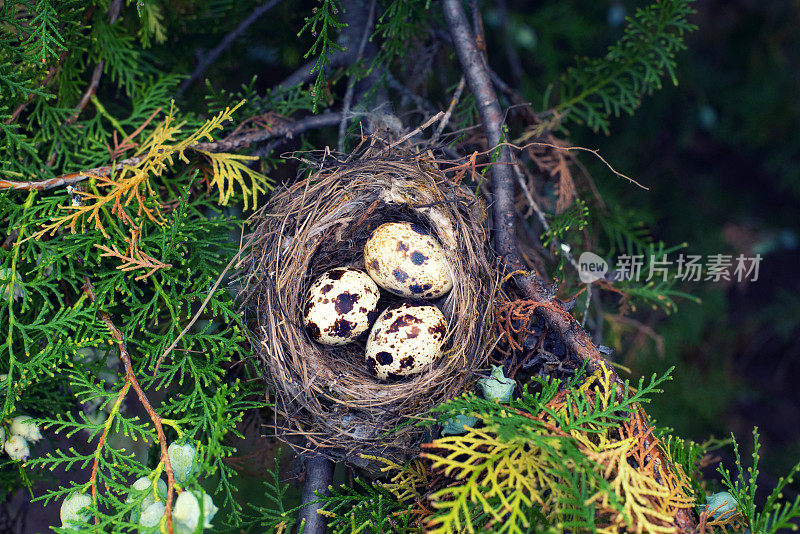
<box><xmin>240</xmin><ymin>147</ymin><xmax>496</xmax><ymax>467</ymax></box>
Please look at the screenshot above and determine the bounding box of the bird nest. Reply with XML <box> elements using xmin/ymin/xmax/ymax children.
<box><xmin>238</xmin><ymin>148</ymin><xmax>496</xmax><ymax>467</ymax></box>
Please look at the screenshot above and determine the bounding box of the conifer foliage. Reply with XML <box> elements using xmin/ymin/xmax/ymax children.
<box><xmin>1</xmin><ymin>0</ymin><xmax>798</xmax><ymax>533</ymax></box>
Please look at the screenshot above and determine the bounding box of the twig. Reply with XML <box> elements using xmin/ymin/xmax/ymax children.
<box><xmin>44</xmin><ymin>0</ymin><xmax>123</xmax><ymax>167</ymax></box>
<box><xmin>88</xmin><ymin>382</ymin><xmax>131</xmax><ymax>519</ymax></box>
<box><xmin>508</xmin><ymin>140</ymin><xmax>648</xmax><ymax>190</ymax></box>
<box><xmin>66</xmin><ymin>62</ymin><xmax>104</xmax><ymax>127</ymax></box>
<box><xmin>275</xmin><ymin>49</ymin><xmax>354</xmax><ymax>91</ymax></box>
<box><xmin>385</xmin><ymin>72</ymin><xmax>439</xmax><ymax>115</ymax></box>
<box><xmin>431</xmin><ymin>77</ymin><xmax>465</xmax><ymax>144</ymax></box>
<box><xmin>83</xmin><ymin>279</ymin><xmax>177</xmax><ymax>534</ymax></box>
<box><xmin>496</xmin><ymin>0</ymin><xmax>523</xmax><ymax>84</ymax></box>
<box><xmin>338</xmin><ymin>0</ymin><xmax>377</xmax><ymax>152</ymax></box>
<box><xmin>297</xmin><ymin>454</ymin><xmax>334</xmax><ymax>534</ymax></box>
<box><xmin>194</xmin><ymin>111</ymin><xmax>344</xmax><ymax>152</ymax></box>
<box><xmin>383</xmin><ymin>111</ymin><xmax>444</xmax><ymax>153</ymax></box>
<box><xmin>68</xmin><ymin>0</ymin><xmax>123</xmax><ymax>126</ymax></box>
<box><xmin>0</xmin><ymin>112</ymin><xmax>343</xmax><ymax>192</ymax></box>
<box><xmin>152</xmin><ymin>230</ymin><xmax>255</xmax><ymax>376</ymax></box>
<box><xmin>179</xmin><ymin>0</ymin><xmax>286</xmax><ymax>95</ymax></box>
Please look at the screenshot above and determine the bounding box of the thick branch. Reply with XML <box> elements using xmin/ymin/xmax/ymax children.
<box><xmin>440</xmin><ymin>1</ymin><xmax>697</xmax><ymax>530</ymax></box>
<box><xmin>440</xmin><ymin>0</ymin><xmax>519</xmax><ymax>268</ymax></box>
<box><xmin>179</xmin><ymin>0</ymin><xmax>286</xmax><ymax>95</ymax></box>
<box><xmin>297</xmin><ymin>454</ymin><xmax>334</xmax><ymax>534</ymax></box>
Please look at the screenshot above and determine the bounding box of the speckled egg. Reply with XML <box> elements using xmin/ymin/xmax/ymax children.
<box><xmin>303</xmin><ymin>268</ymin><xmax>380</xmax><ymax>345</ymax></box>
<box><xmin>364</xmin><ymin>222</ymin><xmax>453</xmax><ymax>299</ymax></box>
<box><xmin>365</xmin><ymin>302</ymin><xmax>448</xmax><ymax>380</ymax></box>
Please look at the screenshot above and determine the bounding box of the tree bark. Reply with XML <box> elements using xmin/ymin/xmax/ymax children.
<box><xmin>297</xmin><ymin>454</ymin><xmax>335</xmax><ymax>534</ymax></box>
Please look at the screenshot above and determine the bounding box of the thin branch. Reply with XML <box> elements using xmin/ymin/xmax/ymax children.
<box><xmin>384</xmin><ymin>111</ymin><xmax>444</xmax><ymax>153</ymax></box>
<box><xmin>193</xmin><ymin>111</ymin><xmax>344</xmax><ymax>152</ymax></box>
<box><xmin>338</xmin><ymin>0</ymin><xmax>377</xmax><ymax>152</ymax></box>
<box><xmin>179</xmin><ymin>0</ymin><xmax>286</xmax><ymax>95</ymax></box>
<box><xmin>88</xmin><ymin>382</ymin><xmax>131</xmax><ymax>519</ymax></box>
<box><xmin>67</xmin><ymin>0</ymin><xmax>123</xmax><ymax>127</ymax></box>
<box><xmin>65</xmin><ymin>61</ymin><xmax>104</xmax><ymax>127</ymax></box>
<box><xmin>431</xmin><ymin>76</ymin><xmax>465</xmax><ymax>144</ymax></box>
<box><xmin>385</xmin><ymin>72</ymin><xmax>439</xmax><ymax>115</ymax></box>
<box><xmin>0</xmin><ymin>112</ymin><xmax>343</xmax><ymax>192</ymax></box>
<box><xmin>274</xmin><ymin>48</ymin><xmax>355</xmax><ymax>92</ymax></box>
<box><xmin>83</xmin><ymin>279</ymin><xmax>177</xmax><ymax>534</ymax></box>
<box><xmin>152</xmin><ymin>235</ymin><xmax>251</xmax><ymax>376</ymax></box>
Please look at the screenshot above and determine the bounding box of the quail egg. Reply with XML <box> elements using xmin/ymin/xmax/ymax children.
<box><xmin>365</xmin><ymin>302</ymin><xmax>448</xmax><ymax>380</ymax></box>
<box><xmin>364</xmin><ymin>222</ymin><xmax>453</xmax><ymax>299</ymax></box>
<box><xmin>304</xmin><ymin>268</ymin><xmax>380</xmax><ymax>345</ymax></box>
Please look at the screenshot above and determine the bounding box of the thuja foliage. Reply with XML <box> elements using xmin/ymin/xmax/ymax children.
<box><xmin>267</xmin><ymin>364</ymin><xmax>800</xmax><ymax>533</ymax></box>
<box><xmin>1</xmin><ymin>0</ymin><xmax>794</xmax><ymax>532</ymax></box>
<box><xmin>0</xmin><ymin>0</ymin><xmax>272</xmax><ymax>531</ymax></box>
<box><xmin>547</xmin><ymin>0</ymin><xmax>696</xmax><ymax>134</ymax></box>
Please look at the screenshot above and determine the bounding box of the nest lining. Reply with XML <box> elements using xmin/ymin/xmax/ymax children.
<box><xmin>240</xmin><ymin>154</ymin><xmax>496</xmax><ymax>465</ymax></box>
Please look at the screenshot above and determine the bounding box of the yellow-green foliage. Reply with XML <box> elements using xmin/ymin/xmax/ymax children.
<box><xmin>421</xmin><ymin>362</ymin><xmax>696</xmax><ymax>533</ymax></box>
<box><xmin>38</xmin><ymin>101</ymin><xmax>271</xmax><ymax>239</ymax></box>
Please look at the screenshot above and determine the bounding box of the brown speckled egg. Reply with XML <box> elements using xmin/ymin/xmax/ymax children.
<box><xmin>364</xmin><ymin>222</ymin><xmax>453</xmax><ymax>299</ymax></box>
<box><xmin>365</xmin><ymin>302</ymin><xmax>448</xmax><ymax>380</ymax></box>
<box><xmin>304</xmin><ymin>268</ymin><xmax>380</xmax><ymax>345</ymax></box>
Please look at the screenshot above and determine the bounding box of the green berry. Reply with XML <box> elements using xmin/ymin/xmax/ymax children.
<box><xmin>60</xmin><ymin>492</ymin><xmax>92</xmax><ymax>529</ymax></box>
<box><xmin>173</xmin><ymin>490</ymin><xmax>218</xmax><ymax>530</ymax></box>
<box><xmin>168</xmin><ymin>442</ymin><xmax>197</xmax><ymax>484</ymax></box>
<box><xmin>139</xmin><ymin>502</ymin><xmax>165</xmax><ymax>530</ymax></box>
<box><xmin>702</xmin><ymin>491</ymin><xmax>737</xmax><ymax>520</ymax></box>
<box><xmin>4</xmin><ymin>434</ymin><xmax>30</xmax><ymax>461</ymax></box>
<box><xmin>477</xmin><ymin>365</ymin><xmax>516</xmax><ymax>402</ymax></box>
<box><xmin>10</xmin><ymin>415</ymin><xmax>42</xmax><ymax>442</ymax></box>
<box><xmin>441</xmin><ymin>414</ymin><xmax>480</xmax><ymax>435</ymax></box>
<box><xmin>128</xmin><ymin>476</ymin><xmax>167</xmax><ymax>523</ymax></box>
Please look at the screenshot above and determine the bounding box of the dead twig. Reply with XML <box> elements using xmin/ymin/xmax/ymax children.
<box><xmin>0</xmin><ymin>112</ymin><xmax>343</xmax><ymax>192</ymax></box>
<box><xmin>179</xmin><ymin>0</ymin><xmax>286</xmax><ymax>95</ymax></box>
<box><xmin>338</xmin><ymin>0</ymin><xmax>377</xmax><ymax>152</ymax></box>
<box><xmin>431</xmin><ymin>77</ymin><xmax>466</xmax><ymax>144</ymax></box>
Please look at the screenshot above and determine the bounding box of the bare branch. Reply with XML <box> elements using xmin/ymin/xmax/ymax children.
<box><xmin>441</xmin><ymin>2</ymin><xmax>697</xmax><ymax>530</ymax></box>
<box><xmin>0</xmin><ymin>112</ymin><xmax>343</xmax><ymax>192</ymax></box>
<box><xmin>431</xmin><ymin>76</ymin><xmax>465</xmax><ymax>144</ymax></box>
<box><xmin>297</xmin><ymin>454</ymin><xmax>334</xmax><ymax>534</ymax></box>
<box><xmin>338</xmin><ymin>0</ymin><xmax>377</xmax><ymax>152</ymax></box>
<box><xmin>440</xmin><ymin>0</ymin><xmax>518</xmax><ymax>263</ymax></box>
<box><xmin>179</xmin><ymin>0</ymin><xmax>286</xmax><ymax>95</ymax></box>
